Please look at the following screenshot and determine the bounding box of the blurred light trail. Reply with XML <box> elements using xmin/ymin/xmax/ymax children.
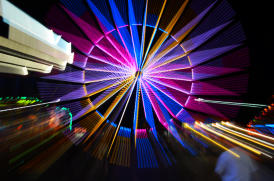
<box><xmin>107</xmin><ymin>77</ymin><xmax>138</xmax><ymax>157</ymax></box>
<box><xmin>141</xmin><ymin>0</ymin><xmax>167</xmax><ymax>69</ymax></box>
<box><xmin>196</xmin><ymin>122</ymin><xmax>273</xmax><ymax>158</ymax></box>
<box><xmin>143</xmin><ymin>0</ymin><xmax>189</xmax><ymax>69</ymax></box>
<box><xmin>146</xmin><ymin>1</ymin><xmax>217</xmax><ymax>71</ymax></box>
<box><xmin>213</xmin><ymin>123</ymin><xmax>274</xmax><ymax>150</ymax></box>
<box><xmin>195</xmin><ymin>98</ymin><xmax>268</xmax><ymax>108</ymax></box>
<box><xmin>0</xmin><ymin>99</ymin><xmax>60</xmax><ymax>113</ymax></box>
<box><xmin>184</xmin><ymin>123</ymin><xmax>240</xmax><ymax>158</ymax></box>
<box><xmin>83</xmin><ymin>80</ymin><xmax>134</xmax><ymax>143</ymax></box>
<box><xmin>222</xmin><ymin>122</ymin><xmax>274</xmax><ymax>141</ymax></box>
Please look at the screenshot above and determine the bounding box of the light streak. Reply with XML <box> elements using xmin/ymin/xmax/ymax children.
<box><xmin>0</xmin><ymin>99</ymin><xmax>60</xmax><ymax>113</ymax></box>
<box><xmin>145</xmin><ymin>79</ymin><xmax>185</xmax><ymax>107</ymax></box>
<box><xmin>61</xmin><ymin>6</ymin><xmax>131</xmax><ymax>69</ymax></box>
<box><xmin>184</xmin><ymin>123</ymin><xmax>240</xmax><ymax>158</ymax></box>
<box><xmin>195</xmin><ymin>98</ymin><xmax>268</xmax><ymax>108</ymax></box>
<box><xmin>88</xmin><ymin>54</ymin><xmax>130</xmax><ymax>72</ymax></box>
<box><xmin>141</xmin><ymin>0</ymin><xmax>167</xmax><ymax>69</ymax></box>
<box><xmin>96</xmin><ymin>44</ymin><xmax>133</xmax><ymax>69</ymax></box>
<box><xmin>146</xmin><ymin>1</ymin><xmax>216</xmax><ymax>69</ymax></box>
<box><xmin>146</xmin><ymin>76</ymin><xmax>190</xmax><ymax>95</ymax></box>
<box><xmin>147</xmin><ymin>73</ymin><xmax>192</xmax><ymax>81</ymax></box>
<box><xmin>143</xmin><ymin>0</ymin><xmax>189</xmax><ymax>70</ymax></box>
<box><xmin>108</xmin><ymin>0</ymin><xmax>137</xmax><ymax>69</ymax></box>
<box><xmin>84</xmin><ymin>77</ymin><xmax>132</xmax><ymax>98</ymax></box>
<box><xmin>213</xmin><ymin>123</ymin><xmax>274</xmax><ymax>150</ymax></box>
<box><xmin>222</xmin><ymin>122</ymin><xmax>274</xmax><ymax>141</ymax></box>
<box><xmin>128</xmin><ymin>0</ymin><xmax>141</xmax><ymax>68</ymax></box>
<box><xmin>133</xmin><ymin>78</ymin><xmax>141</xmax><ymax>148</ymax></box>
<box><xmin>84</xmin><ymin>74</ymin><xmax>131</xmax><ymax>84</ymax></box>
<box><xmin>76</xmin><ymin>76</ymin><xmax>134</xmax><ymax>120</ymax></box>
<box><xmin>139</xmin><ymin>0</ymin><xmax>147</xmax><ymax>69</ymax></box>
<box><xmin>84</xmin><ymin>67</ymin><xmax>131</xmax><ymax>74</ymax></box>
<box><xmin>9</xmin><ymin>130</ymin><xmax>61</xmax><ymax>164</ymax></box>
<box><xmin>144</xmin><ymin>81</ymin><xmax>177</xmax><ymax>118</ymax></box>
<box><xmin>147</xmin><ymin>51</ymin><xmax>188</xmax><ymax>71</ymax></box>
<box><xmin>196</xmin><ymin>122</ymin><xmax>273</xmax><ymax>158</ymax></box>
<box><xmin>83</xmin><ymin>79</ymin><xmax>134</xmax><ymax>143</ymax></box>
<box><xmin>105</xmin><ymin>35</ymin><xmax>135</xmax><ymax>70</ymax></box>
<box><xmin>144</xmin><ymin>65</ymin><xmax>191</xmax><ymax>74</ymax></box>
<box><xmin>107</xmin><ymin>76</ymin><xmax>138</xmax><ymax>157</ymax></box>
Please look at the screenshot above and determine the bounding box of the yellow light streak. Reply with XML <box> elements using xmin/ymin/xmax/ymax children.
<box><xmin>80</xmin><ymin>76</ymin><xmax>134</xmax><ymax>122</ymax></box>
<box><xmin>135</xmin><ymin>82</ymin><xmax>141</xmax><ymax>148</ymax></box>
<box><xmin>143</xmin><ymin>0</ymin><xmax>189</xmax><ymax>69</ymax></box>
<box><xmin>85</xmin><ymin>76</ymin><xmax>132</xmax><ymax>97</ymax></box>
<box><xmin>213</xmin><ymin>123</ymin><xmax>274</xmax><ymax>150</ymax></box>
<box><xmin>83</xmin><ymin>79</ymin><xmax>134</xmax><ymax>143</ymax></box>
<box><xmin>84</xmin><ymin>75</ymin><xmax>131</xmax><ymax>84</ymax></box>
<box><xmin>107</xmin><ymin>77</ymin><xmax>138</xmax><ymax>157</ymax></box>
<box><xmin>184</xmin><ymin>123</ymin><xmax>240</xmax><ymax>158</ymax></box>
<box><xmin>222</xmin><ymin>122</ymin><xmax>274</xmax><ymax>141</ymax></box>
<box><xmin>140</xmin><ymin>0</ymin><xmax>148</xmax><ymax>59</ymax></box>
<box><xmin>142</xmin><ymin>0</ymin><xmax>167</xmax><ymax>65</ymax></box>
<box><xmin>195</xmin><ymin>122</ymin><xmax>265</xmax><ymax>157</ymax></box>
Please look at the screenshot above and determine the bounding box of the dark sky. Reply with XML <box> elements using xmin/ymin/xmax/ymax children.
<box><xmin>4</xmin><ymin>0</ymin><xmax>274</xmax><ymax>121</ymax></box>
<box><xmin>227</xmin><ymin>0</ymin><xmax>274</xmax><ymax>120</ymax></box>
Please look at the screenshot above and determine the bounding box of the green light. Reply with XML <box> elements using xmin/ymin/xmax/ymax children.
<box><xmin>56</xmin><ymin>107</ymin><xmax>73</xmax><ymax>131</ymax></box>
<box><xmin>69</xmin><ymin>112</ymin><xmax>73</xmax><ymax>131</ymax></box>
<box><xmin>16</xmin><ymin>100</ymin><xmax>25</xmax><ymax>104</ymax></box>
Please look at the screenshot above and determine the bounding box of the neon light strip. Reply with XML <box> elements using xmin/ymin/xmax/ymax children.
<box><xmin>105</xmin><ymin>35</ymin><xmax>134</xmax><ymax>70</ymax></box>
<box><xmin>196</xmin><ymin>122</ymin><xmax>272</xmax><ymax>158</ymax></box>
<box><xmin>184</xmin><ymin>123</ymin><xmax>239</xmax><ymax>158</ymax></box>
<box><xmin>107</xmin><ymin>0</ymin><xmax>137</xmax><ymax>69</ymax></box>
<box><xmin>147</xmin><ymin>74</ymin><xmax>192</xmax><ymax>81</ymax></box>
<box><xmin>144</xmin><ymin>81</ymin><xmax>177</xmax><ymax>118</ymax></box>
<box><xmin>93</xmin><ymin>79</ymin><xmax>134</xmax><ymax>108</ymax></box>
<box><xmin>141</xmin><ymin>0</ymin><xmax>167</xmax><ymax>69</ymax></box>
<box><xmin>145</xmin><ymin>79</ymin><xmax>184</xmax><ymax>107</ymax></box>
<box><xmin>60</xmin><ymin>6</ymin><xmax>131</xmax><ymax>70</ymax></box>
<box><xmin>96</xmin><ymin>44</ymin><xmax>132</xmax><ymax>70</ymax></box>
<box><xmin>195</xmin><ymin>98</ymin><xmax>268</xmax><ymax>108</ymax></box>
<box><xmin>84</xmin><ymin>77</ymin><xmax>132</xmax><ymax>98</ymax></box>
<box><xmin>142</xmin><ymin>0</ymin><xmax>189</xmax><ymax>70</ymax></box>
<box><xmin>144</xmin><ymin>65</ymin><xmax>191</xmax><ymax>75</ymax></box>
<box><xmin>84</xmin><ymin>75</ymin><xmax>131</xmax><ymax>84</ymax></box>
<box><xmin>133</xmin><ymin>78</ymin><xmax>141</xmax><ymax>148</ymax></box>
<box><xmin>222</xmin><ymin>122</ymin><xmax>274</xmax><ymax>141</ymax></box>
<box><xmin>213</xmin><ymin>123</ymin><xmax>274</xmax><ymax>150</ymax></box>
<box><xmin>83</xmin><ymin>80</ymin><xmax>134</xmax><ymax>143</ymax></box>
<box><xmin>128</xmin><ymin>0</ymin><xmax>141</xmax><ymax>68</ymax></box>
<box><xmin>147</xmin><ymin>2</ymin><xmax>216</xmax><ymax>69</ymax></box>
<box><xmin>139</xmin><ymin>0</ymin><xmax>148</xmax><ymax>68</ymax></box>
<box><xmin>84</xmin><ymin>68</ymin><xmax>131</xmax><ymax>74</ymax></box>
<box><xmin>79</xmin><ymin>77</ymin><xmax>134</xmax><ymax>119</ymax></box>
<box><xmin>146</xmin><ymin>77</ymin><xmax>190</xmax><ymax>95</ymax></box>
<box><xmin>107</xmin><ymin>77</ymin><xmax>138</xmax><ymax>157</ymax></box>
<box><xmin>88</xmin><ymin>54</ymin><xmax>130</xmax><ymax>72</ymax></box>
<box><xmin>147</xmin><ymin>52</ymin><xmax>188</xmax><ymax>71</ymax></box>
<box><xmin>0</xmin><ymin>99</ymin><xmax>60</xmax><ymax>112</ymax></box>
